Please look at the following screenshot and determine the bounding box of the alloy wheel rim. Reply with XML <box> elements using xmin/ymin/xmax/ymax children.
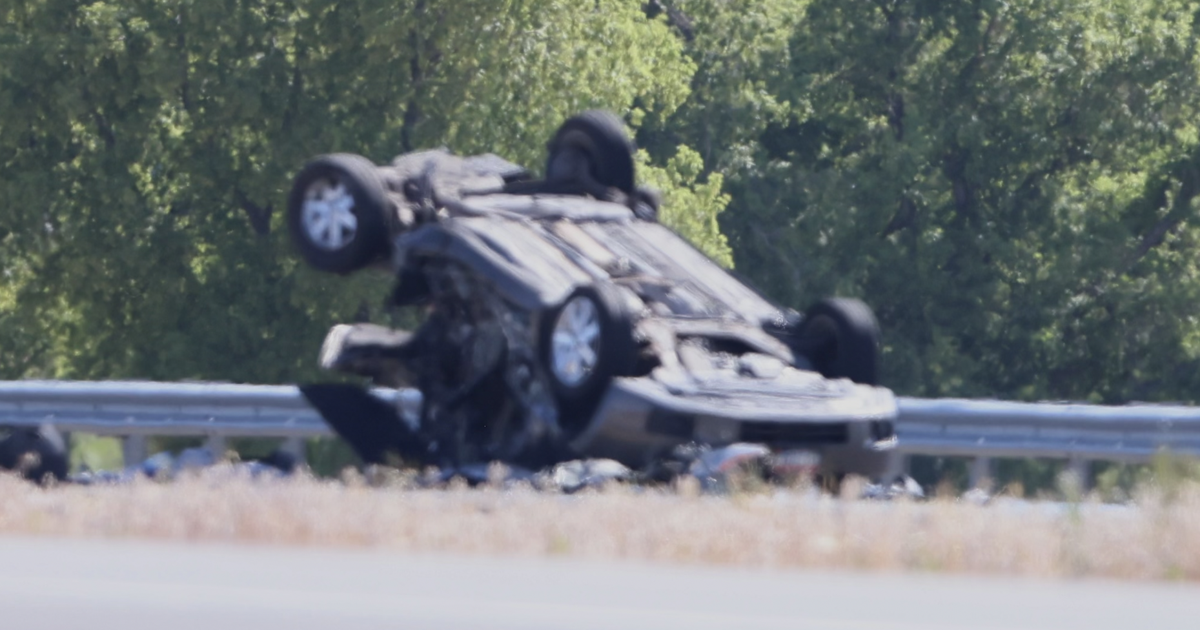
<box><xmin>301</xmin><ymin>177</ymin><xmax>358</xmax><ymax>251</ymax></box>
<box><xmin>551</xmin><ymin>295</ymin><xmax>602</xmax><ymax>387</ymax></box>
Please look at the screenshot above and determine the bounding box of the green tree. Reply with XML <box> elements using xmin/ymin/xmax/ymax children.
<box><xmin>654</xmin><ymin>0</ymin><xmax>1200</xmax><ymax>402</ymax></box>
<box><xmin>0</xmin><ymin>0</ymin><xmax>724</xmax><ymax>382</ymax></box>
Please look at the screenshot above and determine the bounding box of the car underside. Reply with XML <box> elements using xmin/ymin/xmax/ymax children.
<box><xmin>290</xmin><ymin>111</ymin><xmax>899</xmax><ymax>482</ymax></box>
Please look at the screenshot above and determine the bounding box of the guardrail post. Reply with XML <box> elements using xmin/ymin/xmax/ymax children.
<box><xmin>122</xmin><ymin>435</ymin><xmax>147</xmax><ymax>467</ymax></box>
<box><xmin>968</xmin><ymin>456</ymin><xmax>993</xmax><ymax>490</ymax></box>
<box><xmin>883</xmin><ymin>453</ymin><xmax>910</xmax><ymax>481</ymax></box>
<box><xmin>205</xmin><ymin>435</ymin><xmax>227</xmax><ymax>461</ymax></box>
<box><xmin>282</xmin><ymin>437</ymin><xmax>307</xmax><ymax>467</ymax></box>
<box><xmin>1067</xmin><ymin>457</ymin><xmax>1091</xmax><ymax>492</ymax></box>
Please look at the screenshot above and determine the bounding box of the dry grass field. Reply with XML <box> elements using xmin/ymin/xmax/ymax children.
<box><xmin>0</xmin><ymin>468</ymin><xmax>1198</xmax><ymax>582</ymax></box>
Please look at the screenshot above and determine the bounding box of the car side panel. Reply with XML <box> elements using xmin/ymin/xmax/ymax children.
<box><xmin>397</xmin><ymin>220</ymin><xmax>581</xmax><ymax>311</ymax></box>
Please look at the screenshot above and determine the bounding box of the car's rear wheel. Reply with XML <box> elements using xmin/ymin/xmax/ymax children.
<box><xmin>545</xmin><ymin>110</ymin><xmax>636</xmax><ymax>196</ymax></box>
<box><xmin>287</xmin><ymin>153</ymin><xmax>390</xmax><ymax>274</ymax></box>
<box><xmin>798</xmin><ymin>298</ymin><xmax>880</xmax><ymax>385</ymax></box>
<box><xmin>540</xmin><ymin>285</ymin><xmax>637</xmax><ymax>431</ymax></box>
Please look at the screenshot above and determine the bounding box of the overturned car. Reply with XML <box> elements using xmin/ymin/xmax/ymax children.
<box><xmin>291</xmin><ymin>111</ymin><xmax>898</xmax><ymax>480</ymax></box>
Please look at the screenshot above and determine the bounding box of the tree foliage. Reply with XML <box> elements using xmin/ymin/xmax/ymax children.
<box><xmin>646</xmin><ymin>0</ymin><xmax>1200</xmax><ymax>402</ymax></box>
<box><xmin>0</xmin><ymin>0</ymin><xmax>719</xmax><ymax>382</ymax></box>
<box><xmin>5</xmin><ymin>0</ymin><xmax>1200</xmax><ymax>406</ymax></box>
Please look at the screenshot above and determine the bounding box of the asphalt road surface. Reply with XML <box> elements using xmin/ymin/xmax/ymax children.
<box><xmin>0</xmin><ymin>537</ymin><xmax>1195</xmax><ymax>629</ymax></box>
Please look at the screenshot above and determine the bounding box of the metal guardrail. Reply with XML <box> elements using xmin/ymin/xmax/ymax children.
<box><xmin>1</xmin><ymin>381</ymin><xmax>1199</xmax><ymax>485</ymax></box>
<box><xmin>895</xmin><ymin>398</ymin><xmax>1200</xmax><ymax>461</ymax></box>
<box><xmin>894</xmin><ymin>398</ymin><xmax>1200</xmax><ymax>487</ymax></box>
<box><xmin>0</xmin><ymin>381</ymin><xmax>332</xmax><ymax>437</ymax></box>
<box><xmin>0</xmin><ymin>380</ymin><xmax>343</xmax><ymax>464</ymax></box>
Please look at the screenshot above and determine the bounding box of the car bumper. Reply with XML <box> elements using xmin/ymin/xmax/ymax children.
<box><xmin>569</xmin><ymin>376</ymin><xmax>898</xmax><ymax>471</ymax></box>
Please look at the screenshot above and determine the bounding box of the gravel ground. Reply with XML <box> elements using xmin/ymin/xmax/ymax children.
<box><xmin>0</xmin><ymin>469</ymin><xmax>1196</xmax><ymax>581</ymax></box>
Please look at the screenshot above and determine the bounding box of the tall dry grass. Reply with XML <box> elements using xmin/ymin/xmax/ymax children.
<box><xmin>0</xmin><ymin>469</ymin><xmax>1197</xmax><ymax>581</ymax></box>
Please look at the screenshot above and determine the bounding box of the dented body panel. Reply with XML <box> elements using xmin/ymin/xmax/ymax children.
<box><xmin>298</xmin><ymin>148</ymin><xmax>899</xmax><ymax>478</ymax></box>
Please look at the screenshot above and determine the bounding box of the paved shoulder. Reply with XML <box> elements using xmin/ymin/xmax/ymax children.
<box><xmin>0</xmin><ymin>537</ymin><xmax>1193</xmax><ymax>629</ymax></box>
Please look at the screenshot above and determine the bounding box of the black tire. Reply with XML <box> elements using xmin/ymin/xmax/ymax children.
<box><xmin>0</xmin><ymin>426</ymin><xmax>68</xmax><ymax>484</ymax></box>
<box><xmin>798</xmin><ymin>298</ymin><xmax>880</xmax><ymax>385</ymax></box>
<box><xmin>539</xmin><ymin>285</ymin><xmax>637</xmax><ymax>431</ymax></box>
<box><xmin>545</xmin><ymin>110</ymin><xmax>636</xmax><ymax>196</ymax></box>
<box><xmin>287</xmin><ymin>153</ymin><xmax>391</xmax><ymax>274</ymax></box>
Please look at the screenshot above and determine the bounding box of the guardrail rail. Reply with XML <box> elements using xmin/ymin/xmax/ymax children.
<box><xmin>895</xmin><ymin>398</ymin><xmax>1200</xmax><ymax>487</ymax></box>
<box><xmin>2</xmin><ymin>380</ymin><xmax>1199</xmax><ymax>486</ymax></box>
<box><xmin>0</xmin><ymin>381</ymin><xmax>388</xmax><ymax>465</ymax></box>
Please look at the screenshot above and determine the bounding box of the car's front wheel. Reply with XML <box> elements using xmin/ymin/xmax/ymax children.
<box><xmin>539</xmin><ymin>285</ymin><xmax>637</xmax><ymax>431</ymax></box>
<box><xmin>287</xmin><ymin>153</ymin><xmax>391</xmax><ymax>274</ymax></box>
